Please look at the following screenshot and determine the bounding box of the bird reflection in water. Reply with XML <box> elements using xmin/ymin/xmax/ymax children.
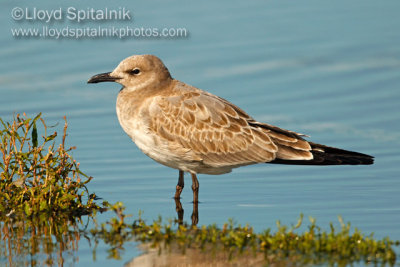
<box><xmin>174</xmin><ymin>198</ymin><xmax>199</xmax><ymax>226</ymax></box>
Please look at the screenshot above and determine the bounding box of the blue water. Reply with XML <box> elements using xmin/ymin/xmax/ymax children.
<box><xmin>1</xmin><ymin>0</ymin><xmax>400</xmax><ymax>266</ymax></box>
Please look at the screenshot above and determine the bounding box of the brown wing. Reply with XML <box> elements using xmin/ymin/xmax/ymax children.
<box><xmin>148</xmin><ymin>91</ymin><xmax>313</xmax><ymax>168</ymax></box>
<box><xmin>247</xmin><ymin>120</ymin><xmax>313</xmax><ymax>160</ymax></box>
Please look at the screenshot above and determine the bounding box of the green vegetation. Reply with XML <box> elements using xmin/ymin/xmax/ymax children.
<box><xmin>0</xmin><ymin>114</ymin><xmax>399</xmax><ymax>266</ymax></box>
<box><xmin>92</xmin><ymin>205</ymin><xmax>399</xmax><ymax>266</ymax></box>
<box><xmin>0</xmin><ymin>113</ymin><xmax>105</xmax><ymax>217</ymax></box>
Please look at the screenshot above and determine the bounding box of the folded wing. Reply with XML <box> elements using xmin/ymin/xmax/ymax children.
<box><xmin>148</xmin><ymin>90</ymin><xmax>314</xmax><ymax>168</ymax></box>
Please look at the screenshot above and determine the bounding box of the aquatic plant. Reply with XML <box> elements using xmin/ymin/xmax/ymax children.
<box><xmin>0</xmin><ymin>113</ymin><xmax>104</xmax><ymax>217</ymax></box>
<box><xmin>92</xmin><ymin>204</ymin><xmax>399</xmax><ymax>266</ymax></box>
<box><xmin>0</xmin><ymin>113</ymin><xmax>105</xmax><ymax>266</ymax></box>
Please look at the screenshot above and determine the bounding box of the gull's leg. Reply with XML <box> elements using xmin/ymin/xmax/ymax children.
<box><xmin>174</xmin><ymin>170</ymin><xmax>184</xmax><ymax>199</ymax></box>
<box><xmin>174</xmin><ymin>198</ymin><xmax>184</xmax><ymax>225</ymax></box>
<box><xmin>191</xmin><ymin>201</ymin><xmax>199</xmax><ymax>226</ymax></box>
<box><xmin>191</xmin><ymin>173</ymin><xmax>199</xmax><ymax>203</ymax></box>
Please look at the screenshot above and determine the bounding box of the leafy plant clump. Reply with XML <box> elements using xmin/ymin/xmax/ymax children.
<box><xmin>92</xmin><ymin>204</ymin><xmax>399</xmax><ymax>266</ymax></box>
<box><xmin>0</xmin><ymin>113</ymin><xmax>104</xmax><ymax>217</ymax></box>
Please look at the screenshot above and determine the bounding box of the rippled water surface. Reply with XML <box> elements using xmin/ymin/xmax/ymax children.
<box><xmin>1</xmin><ymin>0</ymin><xmax>400</xmax><ymax>266</ymax></box>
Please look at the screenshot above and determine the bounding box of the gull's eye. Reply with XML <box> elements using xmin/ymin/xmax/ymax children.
<box><xmin>129</xmin><ymin>68</ymin><xmax>141</xmax><ymax>75</ymax></box>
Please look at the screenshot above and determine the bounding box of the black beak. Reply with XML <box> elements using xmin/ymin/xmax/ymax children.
<box><xmin>87</xmin><ymin>72</ymin><xmax>121</xmax><ymax>83</ymax></box>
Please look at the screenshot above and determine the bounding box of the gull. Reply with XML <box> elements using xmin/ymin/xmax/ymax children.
<box><xmin>88</xmin><ymin>54</ymin><xmax>374</xmax><ymax>203</ymax></box>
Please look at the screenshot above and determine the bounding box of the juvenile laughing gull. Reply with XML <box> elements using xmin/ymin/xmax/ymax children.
<box><xmin>88</xmin><ymin>54</ymin><xmax>374</xmax><ymax>203</ymax></box>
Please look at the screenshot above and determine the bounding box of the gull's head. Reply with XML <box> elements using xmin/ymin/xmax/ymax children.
<box><xmin>87</xmin><ymin>54</ymin><xmax>172</xmax><ymax>91</ymax></box>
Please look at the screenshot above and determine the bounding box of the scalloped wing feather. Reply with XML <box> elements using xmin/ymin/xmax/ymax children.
<box><xmin>148</xmin><ymin>90</ymin><xmax>313</xmax><ymax>168</ymax></box>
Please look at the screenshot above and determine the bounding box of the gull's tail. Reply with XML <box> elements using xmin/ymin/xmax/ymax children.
<box><xmin>270</xmin><ymin>142</ymin><xmax>374</xmax><ymax>165</ymax></box>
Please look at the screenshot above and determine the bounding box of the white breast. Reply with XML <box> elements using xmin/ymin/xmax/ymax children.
<box><xmin>115</xmin><ymin>94</ymin><xmax>233</xmax><ymax>175</ymax></box>
<box><xmin>116</xmin><ymin>103</ymin><xmax>186</xmax><ymax>170</ymax></box>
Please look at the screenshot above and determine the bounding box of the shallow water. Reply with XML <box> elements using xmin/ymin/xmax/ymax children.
<box><xmin>1</xmin><ymin>0</ymin><xmax>400</xmax><ymax>266</ymax></box>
